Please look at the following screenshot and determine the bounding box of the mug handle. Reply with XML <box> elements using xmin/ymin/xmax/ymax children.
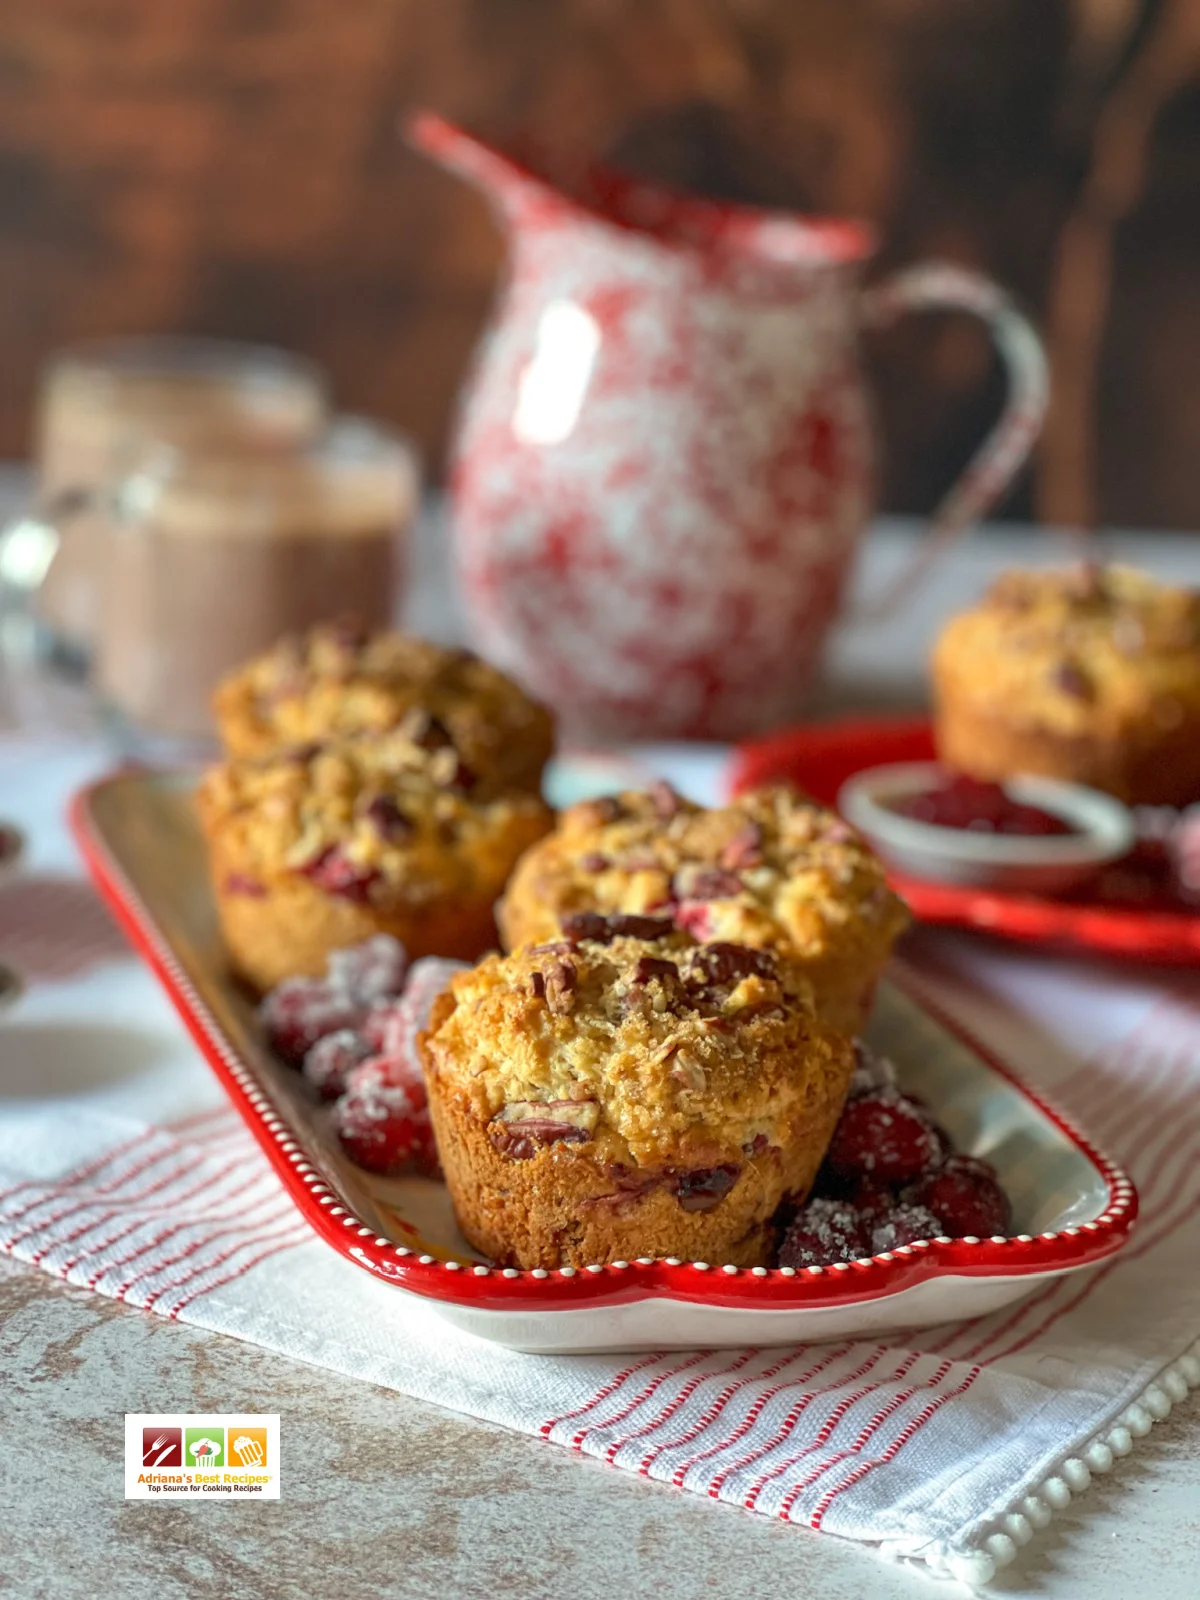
<box><xmin>854</xmin><ymin>261</ymin><xmax>1049</xmax><ymax>620</ymax></box>
<box><xmin>0</xmin><ymin>490</ymin><xmax>91</xmax><ymax>662</ymax></box>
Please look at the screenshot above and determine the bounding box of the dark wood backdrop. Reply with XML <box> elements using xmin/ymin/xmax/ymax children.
<box><xmin>1</xmin><ymin>0</ymin><xmax>1198</xmax><ymax>527</ymax></box>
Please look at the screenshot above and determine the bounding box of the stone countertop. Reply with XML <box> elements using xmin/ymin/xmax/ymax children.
<box><xmin>6</xmin><ymin>1249</ymin><xmax>1200</xmax><ymax>1600</ymax></box>
<box><xmin>4</xmin><ymin>492</ymin><xmax>1200</xmax><ymax>1598</ymax></box>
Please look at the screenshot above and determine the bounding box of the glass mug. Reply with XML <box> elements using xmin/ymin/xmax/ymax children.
<box><xmin>5</xmin><ymin>416</ymin><xmax>419</xmax><ymax>758</ymax></box>
<box><xmin>30</xmin><ymin>337</ymin><xmax>330</xmax><ymax>659</ymax></box>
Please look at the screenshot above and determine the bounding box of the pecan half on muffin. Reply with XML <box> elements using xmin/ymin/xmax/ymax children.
<box><xmin>933</xmin><ymin>564</ymin><xmax>1200</xmax><ymax>805</ymax></box>
<box><xmin>196</xmin><ymin>730</ymin><xmax>553</xmax><ymax>991</ymax></box>
<box><xmin>419</xmin><ymin>914</ymin><xmax>856</xmax><ymax>1269</ymax></box>
<box><xmin>496</xmin><ymin>783</ymin><xmax>907</xmax><ymax>1036</ymax></box>
<box><xmin>212</xmin><ymin>621</ymin><xmax>555</xmax><ymax>795</ymax></box>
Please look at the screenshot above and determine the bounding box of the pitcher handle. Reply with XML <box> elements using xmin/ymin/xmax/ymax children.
<box><xmin>854</xmin><ymin>261</ymin><xmax>1048</xmax><ymax>620</ymax></box>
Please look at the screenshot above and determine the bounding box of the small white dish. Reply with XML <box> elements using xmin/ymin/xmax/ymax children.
<box><xmin>839</xmin><ymin>762</ymin><xmax>1135</xmax><ymax>894</ymax></box>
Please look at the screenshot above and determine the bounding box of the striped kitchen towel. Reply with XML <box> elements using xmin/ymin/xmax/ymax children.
<box><xmin>2</xmin><ymin>740</ymin><xmax>1200</xmax><ymax>1585</ymax></box>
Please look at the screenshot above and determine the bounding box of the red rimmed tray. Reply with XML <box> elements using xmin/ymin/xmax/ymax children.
<box><xmin>732</xmin><ymin>716</ymin><xmax>1200</xmax><ymax>967</ymax></box>
<box><xmin>70</xmin><ymin>765</ymin><xmax>1137</xmax><ymax>1353</ymax></box>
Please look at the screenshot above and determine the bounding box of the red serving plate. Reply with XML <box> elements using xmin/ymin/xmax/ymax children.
<box><xmin>69</xmin><ymin>766</ymin><xmax>1137</xmax><ymax>1353</ymax></box>
<box><xmin>731</xmin><ymin>717</ymin><xmax>1200</xmax><ymax>967</ymax></box>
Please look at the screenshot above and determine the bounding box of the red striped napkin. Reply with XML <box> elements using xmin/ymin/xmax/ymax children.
<box><xmin>2</xmin><ymin>741</ymin><xmax>1199</xmax><ymax>1584</ymax></box>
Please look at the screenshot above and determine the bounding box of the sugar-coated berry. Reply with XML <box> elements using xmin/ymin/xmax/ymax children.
<box><xmin>334</xmin><ymin>1062</ymin><xmax>428</xmax><ymax>1175</ymax></box>
<box><xmin>904</xmin><ymin>1155</ymin><xmax>1011</xmax><ymax>1238</ymax></box>
<box><xmin>778</xmin><ymin>1198</ymin><xmax>869</xmax><ymax>1268</ymax></box>
<box><xmin>825</xmin><ymin>1086</ymin><xmax>943</xmax><ymax>1184</ymax></box>
<box><xmin>302</xmin><ymin>1029</ymin><xmax>373</xmax><ymax>1099</ymax></box>
<box><xmin>326</xmin><ymin>934</ymin><xmax>409</xmax><ymax>1007</ymax></box>
<box><xmin>870</xmin><ymin>1203</ymin><xmax>944</xmax><ymax>1252</ymax></box>
<box><xmin>259</xmin><ymin>977</ymin><xmax>362</xmax><ymax>1067</ymax></box>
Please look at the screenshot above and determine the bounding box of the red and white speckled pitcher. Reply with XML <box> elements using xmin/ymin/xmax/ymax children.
<box><xmin>410</xmin><ymin>113</ymin><xmax>1048</xmax><ymax>743</ymax></box>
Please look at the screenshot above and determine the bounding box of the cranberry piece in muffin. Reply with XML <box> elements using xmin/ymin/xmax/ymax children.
<box><xmin>496</xmin><ymin>783</ymin><xmax>907</xmax><ymax>1035</ymax></box>
<box><xmin>419</xmin><ymin>927</ymin><xmax>855</xmax><ymax>1270</ymax></box>
<box><xmin>196</xmin><ymin>730</ymin><xmax>553</xmax><ymax>992</ymax></box>
<box><xmin>212</xmin><ymin>622</ymin><xmax>555</xmax><ymax>794</ymax></box>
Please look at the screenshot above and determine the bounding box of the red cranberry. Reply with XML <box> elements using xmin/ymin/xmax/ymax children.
<box><xmin>672</xmin><ymin>1164</ymin><xmax>739</xmax><ymax>1213</ymax></box>
<box><xmin>870</xmin><ymin>1203</ymin><xmax>944</xmax><ymax>1252</ymax></box>
<box><xmin>673</xmin><ymin>902</ymin><xmax>715</xmax><ymax>940</ymax></box>
<box><xmin>327</xmin><ymin>934</ymin><xmax>409</xmax><ymax>1006</ymax></box>
<box><xmin>334</xmin><ymin>1062</ymin><xmax>433</xmax><ymax>1174</ymax></box>
<box><xmin>826</xmin><ymin>1087</ymin><xmax>943</xmax><ymax>1185</ymax></box>
<box><xmin>905</xmin><ymin>1155</ymin><xmax>1011</xmax><ymax>1238</ymax></box>
<box><xmin>302</xmin><ymin>1029</ymin><xmax>372</xmax><ymax>1099</ymax></box>
<box><xmin>259</xmin><ymin>978</ymin><xmax>362</xmax><ymax>1067</ymax></box>
<box><xmin>223</xmin><ymin>872</ymin><xmax>267</xmax><ymax>898</ymax></box>
<box><xmin>779</xmin><ymin>1198</ymin><xmax>869</xmax><ymax>1268</ymax></box>
<box><xmin>298</xmin><ymin>845</ymin><xmax>380</xmax><ymax>903</ymax></box>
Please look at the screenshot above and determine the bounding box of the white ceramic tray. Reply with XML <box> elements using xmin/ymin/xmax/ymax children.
<box><xmin>72</xmin><ymin>768</ymin><xmax>1137</xmax><ymax>1353</ymax></box>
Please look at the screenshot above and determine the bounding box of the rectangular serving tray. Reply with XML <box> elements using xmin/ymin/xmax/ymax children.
<box><xmin>71</xmin><ymin>767</ymin><xmax>1137</xmax><ymax>1353</ymax></box>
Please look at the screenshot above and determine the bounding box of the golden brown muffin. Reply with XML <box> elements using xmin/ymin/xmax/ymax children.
<box><xmin>212</xmin><ymin>621</ymin><xmax>555</xmax><ymax>794</ymax></box>
<box><xmin>196</xmin><ymin>730</ymin><xmax>553</xmax><ymax>991</ymax></box>
<box><xmin>933</xmin><ymin>564</ymin><xmax>1200</xmax><ymax>805</ymax></box>
<box><xmin>420</xmin><ymin>917</ymin><xmax>855</xmax><ymax>1269</ymax></box>
<box><xmin>496</xmin><ymin>783</ymin><xmax>907</xmax><ymax>1036</ymax></box>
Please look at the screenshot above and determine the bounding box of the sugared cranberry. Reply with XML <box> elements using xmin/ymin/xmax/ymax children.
<box><xmin>335</xmin><ymin>1062</ymin><xmax>433</xmax><ymax>1174</ymax></box>
<box><xmin>905</xmin><ymin>1155</ymin><xmax>1011</xmax><ymax>1238</ymax></box>
<box><xmin>779</xmin><ymin>1198</ymin><xmax>869</xmax><ymax>1268</ymax></box>
<box><xmin>302</xmin><ymin>1029</ymin><xmax>372</xmax><ymax>1099</ymax></box>
<box><xmin>298</xmin><ymin>845</ymin><xmax>380</xmax><ymax>903</ymax></box>
<box><xmin>259</xmin><ymin>978</ymin><xmax>362</xmax><ymax>1067</ymax></box>
<box><xmin>826</xmin><ymin>1086</ymin><xmax>943</xmax><ymax>1185</ymax></box>
<box><xmin>870</xmin><ymin>1204</ymin><xmax>944</xmax><ymax>1252</ymax></box>
<box><xmin>327</xmin><ymin>934</ymin><xmax>409</xmax><ymax>1007</ymax></box>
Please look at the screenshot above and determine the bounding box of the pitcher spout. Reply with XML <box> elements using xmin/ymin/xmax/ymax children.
<box><xmin>405</xmin><ymin>111</ymin><xmax>556</xmax><ymax>223</ymax></box>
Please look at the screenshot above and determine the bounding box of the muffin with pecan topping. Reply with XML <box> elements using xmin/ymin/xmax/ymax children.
<box><xmin>197</xmin><ymin>730</ymin><xmax>552</xmax><ymax>990</ymax></box>
<box><xmin>497</xmin><ymin>783</ymin><xmax>907</xmax><ymax>1035</ymax></box>
<box><xmin>420</xmin><ymin>915</ymin><xmax>855</xmax><ymax>1269</ymax></box>
<box><xmin>933</xmin><ymin>564</ymin><xmax>1200</xmax><ymax>804</ymax></box>
<box><xmin>212</xmin><ymin>621</ymin><xmax>555</xmax><ymax>794</ymax></box>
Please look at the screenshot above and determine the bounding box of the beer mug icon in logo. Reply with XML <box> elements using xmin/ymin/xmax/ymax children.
<box><xmin>230</xmin><ymin>1429</ymin><xmax>268</xmax><ymax>1468</ymax></box>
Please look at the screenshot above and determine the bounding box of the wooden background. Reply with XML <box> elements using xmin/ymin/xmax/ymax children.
<box><xmin>0</xmin><ymin>0</ymin><xmax>1198</xmax><ymax>527</ymax></box>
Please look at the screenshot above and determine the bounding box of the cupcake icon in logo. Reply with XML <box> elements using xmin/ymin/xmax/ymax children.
<box><xmin>184</xmin><ymin>1427</ymin><xmax>225</xmax><ymax>1468</ymax></box>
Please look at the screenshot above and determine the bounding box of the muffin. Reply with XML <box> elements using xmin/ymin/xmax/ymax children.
<box><xmin>196</xmin><ymin>730</ymin><xmax>553</xmax><ymax>991</ymax></box>
<box><xmin>496</xmin><ymin>783</ymin><xmax>907</xmax><ymax>1036</ymax></box>
<box><xmin>933</xmin><ymin>564</ymin><xmax>1200</xmax><ymax>805</ymax></box>
<box><xmin>212</xmin><ymin>621</ymin><xmax>555</xmax><ymax>794</ymax></box>
<box><xmin>419</xmin><ymin>915</ymin><xmax>855</xmax><ymax>1269</ymax></box>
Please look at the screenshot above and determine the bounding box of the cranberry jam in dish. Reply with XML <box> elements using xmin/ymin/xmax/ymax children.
<box><xmin>885</xmin><ymin>774</ymin><xmax>1077</xmax><ymax>837</ymax></box>
<box><xmin>418</xmin><ymin>915</ymin><xmax>856</xmax><ymax>1270</ymax></box>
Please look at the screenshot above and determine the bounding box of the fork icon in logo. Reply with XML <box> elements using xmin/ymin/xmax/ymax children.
<box><xmin>142</xmin><ymin>1427</ymin><xmax>182</xmax><ymax>1467</ymax></box>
